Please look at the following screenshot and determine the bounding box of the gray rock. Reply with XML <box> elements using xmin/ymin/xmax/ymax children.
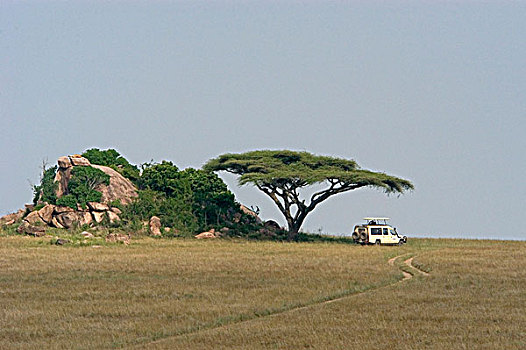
<box><xmin>69</xmin><ymin>156</ymin><xmax>91</xmax><ymax>166</ymax></box>
<box><xmin>57</xmin><ymin>156</ymin><xmax>72</xmax><ymax>169</ymax></box>
<box><xmin>149</xmin><ymin>216</ymin><xmax>162</xmax><ymax>236</ymax></box>
<box><xmin>87</xmin><ymin>202</ymin><xmax>110</xmax><ymax>212</ymax></box>
<box><xmin>17</xmin><ymin>222</ymin><xmax>46</xmax><ymax>236</ymax></box>
<box><xmin>37</xmin><ymin>204</ymin><xmax>55</xmax><ymax>224</ymax></box>
<box><xmin>92</xmin><ymin>211</ymin><xmax>105</xmax><ymax>224</ymax></box>
<box><xmin>55</xmin><ymin>238</ymin><xmax>70</xmax><ymax>245</ymax></box>
<box><xmin>55</xmin><ymin>212</ymin><xmax>79</xmax><ymax>229</ymax></box>
<box><xmin>81</xmin><ymin>231</ymin><xmax>94</xmax><ymax>238</ymax></box>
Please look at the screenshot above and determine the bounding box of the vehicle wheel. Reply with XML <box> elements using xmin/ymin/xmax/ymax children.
<box><xmin>398</xmin><ymin>241</ymin><xmax>403</xmax><ymax>246</ymax></box>
<box><xmin>352</xmin><ymin>232</ymin><xmax>359</xmax><ymax>240</ymax></box>
<box><xmin>375</xmin><ymin>240</ymin><xmax>381</xmax><ymax>245</ymax></box>
<box><xmin>359</xmin><ymin>232</ymin><xmax>367</xmax><ymax>240</ymax></box>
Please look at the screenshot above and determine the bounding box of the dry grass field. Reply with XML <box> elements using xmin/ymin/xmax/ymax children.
<box><xmin>0</xmin><ymin>234</ymin><xmax>524</xmax><ymax>349</ymax></box>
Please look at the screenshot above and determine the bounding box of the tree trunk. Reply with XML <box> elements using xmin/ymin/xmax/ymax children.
<box><xmin>287</xmin><ymin>225</ymin><xmax>300</xmax><ymax>241</ymax></box>
<box><xmin>286</xmin><ymin>217</ymin><xmax>306</xmax><ymax>241</ymax></box>
<box><xmin>285</xmin><ymin>209</ymin><xmax>309</xmax><ymax>241</ymax></box>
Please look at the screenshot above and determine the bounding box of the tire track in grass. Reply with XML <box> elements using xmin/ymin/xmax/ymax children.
<box><xmin>405</xmin><ymin>256</ymin><xmax>430</xmax><ymax>276</ymax></box>
<box><xmin>128</xmin><ymin>253</ymin><xmax>429</xmax><ymax>349</ymax></box>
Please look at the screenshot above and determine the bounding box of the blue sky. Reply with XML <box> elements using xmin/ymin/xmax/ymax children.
<box><xmin>1</xmin><ymin>1</ymin><xmax>525</xmax><ymax>240</ymax></box>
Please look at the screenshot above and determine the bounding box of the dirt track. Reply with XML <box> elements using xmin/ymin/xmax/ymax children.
<box><xmin>131</xmin><ymin>252</ymin><xmax>430</xmax><ymax>349</ymax></box>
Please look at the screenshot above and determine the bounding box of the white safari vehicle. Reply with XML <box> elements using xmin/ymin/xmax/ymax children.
<box><xmin>352</xmin><ymin>217</ymin><xmax>407</xmax><ymax>245</ymax></box>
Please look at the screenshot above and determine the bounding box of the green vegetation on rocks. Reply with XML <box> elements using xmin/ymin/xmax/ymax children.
<box><xmin>28</xmin><ymin>148</ymin><xmax>412</xmax><ymax>241</ymax></box>
<box><xmin>63</xmin><ymin>166</ymin><xmax>110</xmax><ymax>209</ymax></box>
<box><xmin>82</xmin><ymin>148</ymin><xmax>140</xmax><ymax>184</ymax></box>
<box><xmin>32</xmin><ymin>166</ymin><xmax>58</xmax><ymax>205</ymax></box>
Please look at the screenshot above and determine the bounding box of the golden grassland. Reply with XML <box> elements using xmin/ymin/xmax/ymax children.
<box><xmin>0</xmin><ymin>234</ymin><xmax>524</xmax><ymax>349</ymax></box>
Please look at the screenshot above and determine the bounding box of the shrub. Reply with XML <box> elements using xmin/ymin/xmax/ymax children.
<box><xmin>138</xmin><ymin>161</ymin><xmax>183</xmax><ymax>196</ymax></box>
<box><xmin>180</xmin><ymin>168</ymin><xmax>239</xmax><ymax>230</ymax></box>
<box><xmin>82</xmin><ymin>148</ymin><xmax>140</xmax><ymax>184</ymax></box>
<box><xmin>120</xmin><ymin>189</ymin><xmax>198</xmax><ymax>235</ymax></box>
<box><xmin>33</xmin><ymin>166</ymin><xmax>58</xmax><ymax>205</ymax></box>
<box><xmin>60</xmin><ymin>166</ymin><xmax>110</xmax><ymax>208</ymax></box>
<box><xmin>56</xmin><ymin>194</ymin><xmax>77</xmax><ymax>209</ymax></box>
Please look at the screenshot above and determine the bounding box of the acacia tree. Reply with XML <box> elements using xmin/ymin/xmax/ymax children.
<box><xmin>204</xmin><ymin>150</ymin><xmax>414</xmax><ymax>240</ymax></box>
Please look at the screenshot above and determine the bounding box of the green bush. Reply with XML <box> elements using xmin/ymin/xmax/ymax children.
<box><xmin>64</xmin><ymin>166</ymin><xmax>109</xmax><ymax>208</ymax></box>
<box><xmin>56</xmin><ymin>194</ymin><xmax>77</xmax><ymax>209</ymax></box>
<box><xmin>136</xmin><ymin>162</ymin><xmax>242</xmax><ymax>232</ymax></box>
<box><xmin>138</xmin><ymin>161</ymin><xmax>183</xmax><ymax>196</ymax></box>
<box><xmin>82</xmin><ymin>148</ymin><xmax>140</xmax><ymax>184</ymax></box>
<box><xmin>121</xmin><ymin>189</ymin><xmax>198</xmax><ymax>235</ymax></box>
<box><xmin>180</xmin><ymin>168</ymin><xmax>239</xmax><ymax>230</ymax></box>
<box><xmin>33</xmin><ymin>166</ymin><xmax>58</xmax><ymax>205</ymax></box>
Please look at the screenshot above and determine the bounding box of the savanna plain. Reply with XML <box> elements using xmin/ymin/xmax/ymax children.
<box><xmin>0</xmin><ymin>234</ymin><xmax>524</xmax><ymax>350</ymax></box>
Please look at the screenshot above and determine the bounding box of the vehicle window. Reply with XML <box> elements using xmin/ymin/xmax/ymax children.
<box><xmin>383</xmin><ymin>228</ymin><xmax>388</xmax><ymax>235</ymax></box>
<box><xmin>390</xmin><ymin>229</ymin><xmax>396</xmax><ymax>235</ymax></box>
<box><xmin>371</xmin><ymin>228</ymin><xmax>382</xmax><ymax>235</ymax></box>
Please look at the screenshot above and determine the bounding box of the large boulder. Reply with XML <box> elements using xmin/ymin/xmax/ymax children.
<box><xmin>25</xmin><ymin>211</ymin><xmax>46</xmax><ymax>225</ymax></box>
<box><xmin>17</xmin><ymin>221</ymin><xmax>46</xmax><ymax>236</ymax></box>
<box><xmin>54</xmin><ymin>206</ymin><xmax>74</xmax><ymax>214</ymax></box>
<box><xmin>54</xmin><ymin>167</ymin><xmax>73</xmax><ymax>198</ymax></box>
<box><xmin>69</xmin><ymin>155</ymin><xmax>91</xmax><ymax>166</ymax></box>
<box><xmin>17</xmin><ymin>211</ymin><xmax>47</xmax><ymax>236</ymax></box>
<box><xmin>87</xmin><ymin>202</ymin><xmax>110</xmax><ymax>212</ymax></box>
<box><xmin>77</xmin><ymin>211</ymin><xmax>93</xmax><ymax>226</ymax></box>
<box><xmin>37</xmin><ymin>204</ymin><xmax>55</xmax><ymax>224</ymax></box>
<box><xmin>91</xmin><ymin>165</ymin><xmax>137</xmax><ymax>204</ymax></box>
<box><xmin>57</xmin><ymin>156</ymin><xmax>72</xmax><ymax>169</ymax></box>
<box><xmin>264</xmin><ymin>220</ymin><xmax>282</xmax><ymax>231</ymax></box>
<box><xmin>55</xmin><ymin>212</ymin><xmax>79</xmax><ymax>229</ymax></box>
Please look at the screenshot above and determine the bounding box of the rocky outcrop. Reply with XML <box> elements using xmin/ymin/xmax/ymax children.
<box><xmin>7</xmin><ymin>155</ymin><xmax>136</xmax><ymax>236</ymax></box>
<box><xmin>17</xmin><ymin>211</ymin><xmax>47</xmax><ymax>236</ymax></box>
<box><xmin>0</xmin><ymin>209</ymin><xmax>26</xmax><ymax>226</ymax></box>
<box><xmin>54</xmin><ymin>155</ymin><xmax>138</xmax><ymax>205</ymax></box>
<box><xmin>14</xmin><ymin>201</ymin><xmax>121</xmax><ymax>236</ymax></box>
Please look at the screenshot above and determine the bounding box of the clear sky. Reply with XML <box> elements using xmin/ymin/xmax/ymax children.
<box><xmin>1</xmin><ymin>1</ymin><xmax>525</xmax><ymax>240</ymax></box>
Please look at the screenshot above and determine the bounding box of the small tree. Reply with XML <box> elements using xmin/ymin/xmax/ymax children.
<box><xmin>56</xmin><ymin>166</ymin><xmax>110</xmax><ymax>209</ymax></box>
<box><xmin>204</xmin><ymin>150</ymin><xmax>414</xmax><ymax>240</ymax></box>
<box><xmin>179</xmin><ymin>168</ymin><xmax>238</xmax><ymax>229</ymax></box>
<box><xmin>136</xmin><ymin>161</ymin><xmax>240</xmax><ymax>231</ymax></box>
<box><xmin>33</xmin><ymin>165</ymin><xmax>58</xmax><ymax>205</ymax></box>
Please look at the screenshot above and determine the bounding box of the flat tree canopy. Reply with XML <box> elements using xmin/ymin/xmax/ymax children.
<box><xmin>204</xmin><ymin>150</ymin><xmax>414</xmax><ymax>240</ymax></box>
